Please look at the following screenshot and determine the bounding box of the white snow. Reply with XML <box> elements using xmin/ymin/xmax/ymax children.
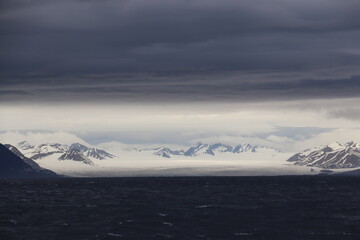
<box><xmin>327</xmin><ymin>142</ymin><xmax>343</xmax><ymax>150</ymax></box>
<box><xmin>10</xmin><ymin>139</ymin><xmax>360</xmax><ymax>177</ymax></box>
<box><xmin>33</xmin><ymin>148</ymin><xmax>317</xmax><ymax>177</ymax></box>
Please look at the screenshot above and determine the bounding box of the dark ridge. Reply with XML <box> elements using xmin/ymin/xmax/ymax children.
<box><xmin>0</xmin><ymin>144</ymin><xmax>59</xmax><ymax>178</ymax></box>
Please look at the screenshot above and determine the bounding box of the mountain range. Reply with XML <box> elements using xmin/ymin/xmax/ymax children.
<box><xmin>2</xmin><ymin>138</ymin><xmax>360</xmax><ymax>178</ymax></box>
<box><xmin>17</xmin><ymin>141</ymin><xmax>115</xmax><ymax>165</ymax></box>
<box><xmin>287</xmin><ymin>142</ymin><xmax>360</xmax><ymax>169</ymax></box>
<box><xmin>137</xmin><ymin>142</ymin><xmax>278</xmax><ymax>158</ymax></box>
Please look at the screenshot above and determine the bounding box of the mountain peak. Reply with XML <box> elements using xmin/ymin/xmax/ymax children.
<box><xmin>345</xmin><ymin>141</ymin><xmax>360</xmax><ymax>148</ymax></box>
<box><xmin>15</xmin><ymin>141</ymin><xmax>114</xmax><ymax>163</ymax></box>
<box><xmin>58</xmin><ymin>149</ymin><xmax>94</xmax><ymax>165</ymax></box>
<box><xmin>69</xmin><ymin>143</ymin><xmax>89</xmax><ymax>151</ymax></box>
<box><xmin>18</xmin><ymin>141</ymin><xmax>34</xmax><ymax>150</ymax></box>
<box><xmin>288</xmin><ymin>141</ymin><xmax>360</xmax><ymax>169</ymax></box>
<box><xmin>151</xmin><ymin>142</ymin><xmax>277</xmax><ymax>158</ymax></box>
<box><xmin>326</xmin><ymin>142</ymin><xmax>343</xmax><ymax>150</ymax></box>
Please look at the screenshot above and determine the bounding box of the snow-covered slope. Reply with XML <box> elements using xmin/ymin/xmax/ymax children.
<box><xmin>69</xmin><ymin>143</ymin><xmax>114</xmax><ymax>160</ymax></box>
<box><xmin>10</xmin><ymin>140</ymin><xmax>308</xmax><ymax>177</ymax></box>
<box><xmin>58</xmin><ymin>149</ymin><xmax>94</xmax><ymax>165</ymax></box>
<box><xmin>153</xmin><ymin>147</ymin><xmax>185</xmax><ymax>158</ymax></box>
<box><xmin>16</xmin><ymin>141</ymin><xmax>114</xmax><ymax>165</ymax></box>
<box><xmin>287</xmin><ymin>141</ymin><xmax>360</xmax><ymax>169</ymax></box>
<box><xmin>136</xmin><ymin>142</ymin><xmax>279</xmax><ymax>158</ymax></box>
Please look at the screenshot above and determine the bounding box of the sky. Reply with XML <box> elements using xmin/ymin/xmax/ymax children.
<box><xmin>1</xmin><ymin>0</ymin><xmax>360</xmax><ymax>152</ymax></box>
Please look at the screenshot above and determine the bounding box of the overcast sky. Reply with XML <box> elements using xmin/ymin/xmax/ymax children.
<box><xmin>1</xmin><ymin>0</ymin><xmax>360</xmax><ymax>151</ymax></box>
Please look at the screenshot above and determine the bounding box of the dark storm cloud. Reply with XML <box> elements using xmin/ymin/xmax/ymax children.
<box><xmin>1</xmin><ymin>75</ymin><xmax>360</xmax><ymax>103</ymax></box>
<box><xmin>1</xmin><ymin>0</ymin><xmax>360</xmax><ymax>102</ymax></box>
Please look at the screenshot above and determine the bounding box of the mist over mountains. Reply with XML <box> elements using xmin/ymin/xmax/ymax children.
<box><xmin>1</xmin><ymin>2</ymin><xmax>360</xmax><ymax>238</ymax></box>
<box><xmin>2</xmin><ymin>136</ymin><xmax>360</xmax><ymax>178</ymax></box>
<box><xmin>1</xmin><ymin>129</ymin><xmax>360</xmax><ymax>178</ymax></box>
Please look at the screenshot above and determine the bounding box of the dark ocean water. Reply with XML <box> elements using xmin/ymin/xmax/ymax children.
<box><xmin>1</xmin><ymin>176</ymin><xmax>360</xmax><ymax>240</ymax></box>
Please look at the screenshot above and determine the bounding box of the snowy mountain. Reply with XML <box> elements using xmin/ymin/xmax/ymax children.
<box><xmin>58</xmin><ymin>149</ymin><xmax>94</xmax><ymax>165</ymax></box>
<box><xmin>287</xmin><ymin>141</ymin><xmax>360</xmax><ymax>169</ymax></box>
<box><xmin>16</xmin><ymin>141</ymin><xmax>114</xmax><ymax>165</ymax></box>
<box><xmin>153</xmin><ymin>147</ymin><xmax>185</xmax><ymax>158</ymax></box>
<box><xmin>29</xmin><ymin>143</ymin><xmax>68</xmax><ymax>160</ymax></box>
<box><xmin>137</xmin><ymin>142</ymin><xmax>278</xmax><ymax>158</ymax></box>
<box><xmin>0</xmin><ymin>144</ymin><xmax>59</xmax><ymax>178</ymax></box>
<box><xmin>18</xmin><ymin>140</ymin><xmax>34</xmax><ymax>150</ymax></box>
<box><xmin>69</xmin><ymin>143</ymin><xmax>114</xmax><ymax>160</ymax></box>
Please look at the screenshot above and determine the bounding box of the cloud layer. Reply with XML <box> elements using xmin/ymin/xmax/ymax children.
<box><xmin>1</xmin><ymin>0</ymin><xmax>360</xmax><ymax>103</ymax></box>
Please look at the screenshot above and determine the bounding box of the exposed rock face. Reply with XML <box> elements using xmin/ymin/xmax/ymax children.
<box><xmin>287</xmin><ymin>142</ymin><xmax>360</xmax><ymax>169</ymax></box>
<box><xmin>0</xmin><ymin>144</ymin><xmax>59</xmax><ymax>178</ymax></box>
<box><xmin>148</xmin><ymin>142</ymin><xmax>277</xmax><ymax>158</ymax></box>
<box><xmin>58</xmin><ymin>149</ymin><xmax>94</xmax><ymax>165</ymax></box>
<box><xmin>153</xmin><ymin>148</ymin><xmax>185</xmax><ymax>158</ymax></box>
<box><xmin>16</xmin><ymin>141</ymin><xmax>114</xmax><ymax>165</ymax></box>
<box><xmin>69</xmin><ymin>143</ymin><xmax>114</xmax><ymax>160</ymax></box>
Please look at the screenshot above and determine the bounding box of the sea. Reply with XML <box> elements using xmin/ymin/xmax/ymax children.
<box><xmin>1</xmin><ymin>176</ymin><xmax>360</xmax><ymax>240</ymax></box>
